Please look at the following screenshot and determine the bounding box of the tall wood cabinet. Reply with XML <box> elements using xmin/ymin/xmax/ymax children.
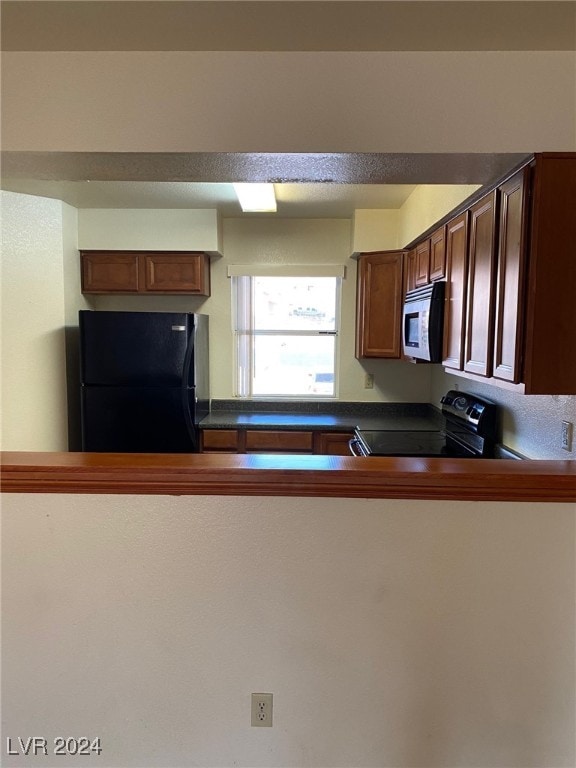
<box><xmin>523</xmin><ymin>154</ymin><xmax>576</xmax><ymax>394</ymax></box>
<box><xmin>355</xmin><ymin>251</ymin><xmax>404</xmax><ymax>359</ymax></box>
<box><xmin>492</xmin><ymin>168</ymin><xmax>530</xmax><ymax>383</ymax></box>
<box><xmin>442</xmin><ymin>212</ymin><xmax>469</xmax><ymax>370</ymax></box>
<box><xmin>463</xmin><ymin>191</ymin><xmax>498</xmax><ymax>377</ymax></box>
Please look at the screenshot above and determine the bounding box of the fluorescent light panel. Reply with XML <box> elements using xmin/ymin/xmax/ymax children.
<box><xmin>233</xmin><ymin>183</ymin><xmax>277</xmax><ymax>212</ymax></box>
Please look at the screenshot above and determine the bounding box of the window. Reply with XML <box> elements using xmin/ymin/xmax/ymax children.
<box><xmin>232</xmin><ymin>272</ymin><xmax>341</xmax><ymax>398</ymax></box>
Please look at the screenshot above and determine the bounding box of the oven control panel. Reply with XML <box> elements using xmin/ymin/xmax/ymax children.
<box><xmin>440</xmin><ymin>390</ymin><xmax>497</xmax><ymax>439</ymax></box>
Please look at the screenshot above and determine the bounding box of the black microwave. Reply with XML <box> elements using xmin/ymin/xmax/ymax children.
<box><xmin>402</xmin><ymin>281</ymin><xmax>445</xmax><ymax>362</ymax></box>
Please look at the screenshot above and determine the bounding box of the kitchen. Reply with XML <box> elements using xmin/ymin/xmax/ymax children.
<box><xmin>2</xmin><ymin>161</ymin><xmax>575</xmax><ymax>460</ymax></box>
<box><xmin>2</xmin><ymin>2</ymin><xmax>576</xmax><ymax>767</ymax></box>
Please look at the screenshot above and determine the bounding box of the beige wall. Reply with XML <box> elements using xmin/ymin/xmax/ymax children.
<box><xmin>2</xmin><ymin>492</ymin><xmax>575</xmax><ymax>767</ymax></box>
<box><xmin>2</xmin><ymin>52</ymin><xmax>575</xmax><ymax>153</ymax></box>
<box><xmin>93</xmin><ymin>215</ymin><xmax>433</xmax><ymax>402</ymax></box>
<box><xmin>398</xmin><ymin>184</ymin><xmax>482</xmax><ymax>246</ymax></box>
<box><xmin>0</xmin><ymin>192</ymin><xmax>69</xmax><ymax>450</ymax></box>
<box><xmin>352</xmin><ymin>209</ymin><xmax>401</xmax><ymax>252</ymax></box>
<box><xmin>78</xmin><ymin>209</ymin><xmax>222</xmax><ymax>254</ymax></box>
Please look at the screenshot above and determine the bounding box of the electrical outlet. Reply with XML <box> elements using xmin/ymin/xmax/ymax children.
<box><xmin>561</xmin><ymin>421</ymin><xmax>573</xmax><ymax>451</ymax></box>
<box><xmin>251</xmin><ymin>693</ymin><xmax>273</xmax><ymax>727</ymax></box>
<box><xmin>364</xmin><ymin>373</ymin><xmax>374</xmax><ymax>389</ymax></box>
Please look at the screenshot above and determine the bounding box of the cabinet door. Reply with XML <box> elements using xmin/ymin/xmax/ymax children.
<box><xmin>493</xmin><ymin>169</ymin><xmax>529</xmax><ymax>383</ymax></box>
<box><xmin>81</xmin><ymin>252</ymin><xmax>139</xmax><ymax>293</ymax></box>
<box><xmin>245</xmin><ymin>430</ymin><xmax>313</xmax><ymax>453</ymax></box>
<box><xmin>464</xmin><ymin>191</ymin><xmax>498</xmax><ymax>377</ymax></box>
<box><xmin>415</xmin><ymin>240</ymin><xmax>430</xmax><ymax>286</ymax></box>
<box><xmin>144</xmin><ymin>252</ymin><xmax>210</xmax><ymax>295</ymax></box>
<box><xmin>201</xmin><ymin>430</ymin><xmax>240</xmax><ymax>452</ymax></box>
<box><xmin>442</xmin><ymin>213</ymin><xmax>469</xmax><ymax>370</ymax></box>
<box><xmin>355</xmin><ymin>251</ymin><xmax>404</xmax><ymax>359</ymax></box>
<box><xmin>405</xmin><ymin>249</ymin><xmax>417</xmax><ymax>293</ymax></box>
<box><xmin>314</xmin><ymin>431</ymin><xmax>355</xmax><ymax>455</ymax></box>
<box><xmin>429</xmin><ymin>225</ymin><xmax>446</xmax><ymax>281</ymax></box>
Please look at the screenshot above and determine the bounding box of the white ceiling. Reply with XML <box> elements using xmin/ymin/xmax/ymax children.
<box><xmin>1</xmin><ymin>179</ymin><xmax>419</xmax><ymax>218</ymax></box>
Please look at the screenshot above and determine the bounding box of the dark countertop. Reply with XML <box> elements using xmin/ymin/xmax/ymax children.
<box><xmin>200</xmin><ymin>400</ymin><xmax>445</xmax><ymax>433</ymax></box>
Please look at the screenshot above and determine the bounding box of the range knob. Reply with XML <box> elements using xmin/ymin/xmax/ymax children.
<box><xmin>453</xmin><ymin>396</ymin><xmax>468</xmax><ymax>411</ymax></box>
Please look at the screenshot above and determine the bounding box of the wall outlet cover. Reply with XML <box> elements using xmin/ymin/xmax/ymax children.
<box><xmin>251</xmin><ymin>693</ymin><xmax>273</xmax><ymax>727</ymax></box>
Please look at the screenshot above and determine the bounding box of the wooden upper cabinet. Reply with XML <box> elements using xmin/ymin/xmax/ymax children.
<box><xmin>429</xmin><ymin>225</ymin><xmax>446</xmax><ymax>281</ymax></box>
<box><xmin>522</xmin><ymin>153</ymin><xmax>576</xmax><ymax>394</ymax></box>
<box><xmin>464</xmin><ymin>191</ymin><xmax>498</xmax><ymax>377</ymax></box>
<box><xmin>442</xmin><ymin>212</ymin><xmax>469</xmax><ymax>370</ymax></box>
<box><xmin>415</xmin><ymin>240</ymin><xmax>430</xmax><ymax>286</ymax></box>
<box><xmin>356</xmin><ymin>251</ymin><xmax>404</xmax><ymax>359</ymax></box>
<box><xmin>405</xmin><ymin>249</ymin><xmax>417</xmax><ymax>293</ymax></box>
<box><xmin>492</xmin><ymin>168</ymin><xmax>530</xmax><ymax>383</ymax></box>
<box><xmin>81</xmin><ymin>251</ymin><xmax>210</xmax><ymax>296</ymax></box>
<box><xmin>144</xmin><ymin>252</ymin><xmax>210</xmax><ymax>294</ymax></box>
<box><xmin>81</xmin><ymin>252</ymin><xmax>140</xmax><ymax>293</ymax></box>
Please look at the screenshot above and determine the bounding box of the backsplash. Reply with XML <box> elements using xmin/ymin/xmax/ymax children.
<box><xmin>433</xmin><ymin>370</ymin><xmax>576</xmax><ymax>460</ymax></box>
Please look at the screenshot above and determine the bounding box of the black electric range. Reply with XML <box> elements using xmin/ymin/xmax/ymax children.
<box><xmin>351</xmin><ymin>390</ymin><xmax>498</xmax><ymax>459</ymax></box>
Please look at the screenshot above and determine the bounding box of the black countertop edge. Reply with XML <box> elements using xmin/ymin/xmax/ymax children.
<box><xmin>208</xmin><ymin>399</ymin><xmax>439</xmax><ymax>417</ymax></box>
<box><xmin>201</xmin><ymin>401</ymin><xmax>445</xmax><ymax>432</ymax></box>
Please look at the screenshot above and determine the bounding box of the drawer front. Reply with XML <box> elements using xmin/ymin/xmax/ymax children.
<box><xmin>245</xmin><ymin>430</ymin><xmax>313</xmax><ymax>452</ymax></box>
<box><xmin>201</xmin><ymin>430</ymin><xmax>239</xmax><ymax>451</ymax></box>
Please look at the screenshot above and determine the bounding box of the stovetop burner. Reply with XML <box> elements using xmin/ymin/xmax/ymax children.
<box><xmin>354</xmin><ymin>429</ymin><xmax>448</xmax><ymax>457</ymax></box>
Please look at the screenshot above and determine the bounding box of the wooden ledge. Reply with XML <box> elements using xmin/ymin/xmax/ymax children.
<box><xmin>2</xmin><ymin>452</ymin><xmax>576</xmax><ymax>502</ymax></box>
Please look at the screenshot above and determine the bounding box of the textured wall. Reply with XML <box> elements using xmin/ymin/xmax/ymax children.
<box><xmin>2</xmin><ymin>492</ymin><xmax>575</xmax><ymax>767</ymax></box>
<box><xmin>0</xmin><ymin>192</ymin><xmax>68</xmax><ymax>450</ymax></box>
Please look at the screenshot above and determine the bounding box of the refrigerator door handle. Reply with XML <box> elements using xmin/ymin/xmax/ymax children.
<box><xmin>181</xmin><ymin>330</ymin><xmax>198</xmax><ymax>449</ymax></box>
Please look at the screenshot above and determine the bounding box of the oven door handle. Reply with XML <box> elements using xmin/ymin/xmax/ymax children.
<box><xmin>349</xmin><ymin>438</ymin><xmax>368</xmax><ymax>457</ymax></box>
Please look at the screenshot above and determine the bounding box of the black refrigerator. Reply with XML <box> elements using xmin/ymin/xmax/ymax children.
<box><xmin>79</xmin><ymin>311</ymin><xmax>209</xmax><ymax>453</ymax></box>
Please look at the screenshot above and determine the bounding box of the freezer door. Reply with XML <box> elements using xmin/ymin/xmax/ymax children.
<box><xmin>80</xmin><ymin>310</ymin><xmax>194</xmax><ymax>386</ymax></box>
<box><xmin>81</xmin><ymin>385</ymin><xmax>198</xmax><ymax>453</ymax></box>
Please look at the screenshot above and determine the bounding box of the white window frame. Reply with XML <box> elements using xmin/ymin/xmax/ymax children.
<box><xmin>230</xmin><ymin>266</ymin><xmax>344</xmax><ymax>399</ymax></box>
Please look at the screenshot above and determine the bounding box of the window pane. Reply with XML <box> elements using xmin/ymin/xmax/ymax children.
<box><xmin>253</xmin><ymin>335</ymin><xmax>336</xmax><ymax>396</ymax></box>
<box><xmin>253</xmin><ymin>277</ymin><xmax>337</xmax><ymax>331</ymax></box>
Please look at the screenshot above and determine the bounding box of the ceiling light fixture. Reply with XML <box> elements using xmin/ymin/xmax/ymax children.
<box><xmin>233</xmin><ymin>183</ymin><xmax>277</xmax><ymax>213</ymax></box>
